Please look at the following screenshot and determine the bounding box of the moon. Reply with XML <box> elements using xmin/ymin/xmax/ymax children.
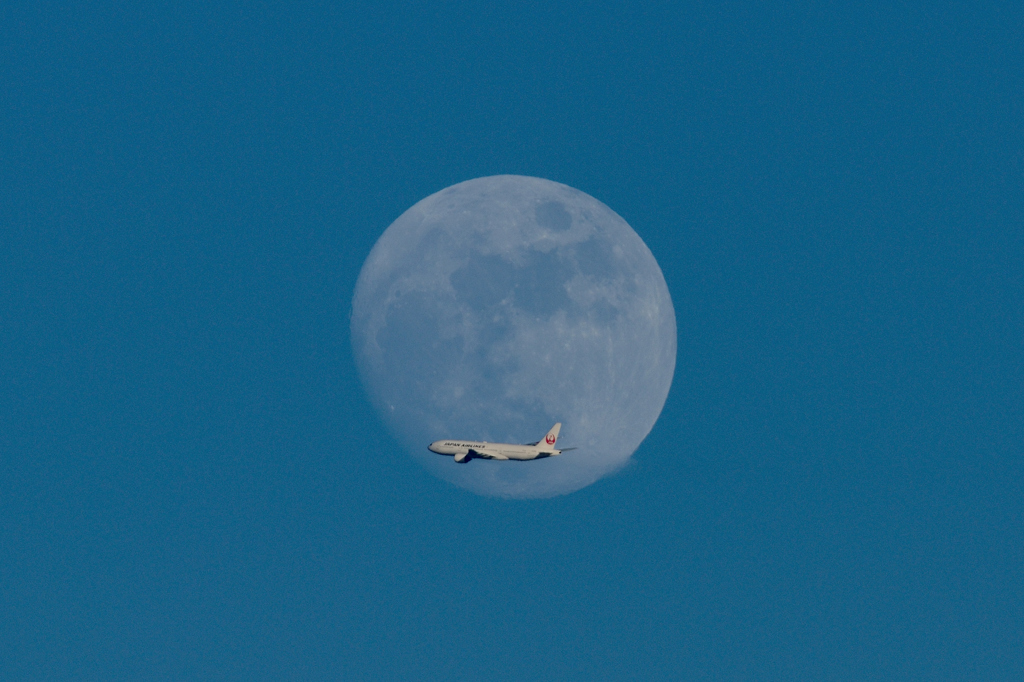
<box><xmin>351</xmin><ymin>175</ymin><xmax>676</xmax><ymax>498</ymax></box>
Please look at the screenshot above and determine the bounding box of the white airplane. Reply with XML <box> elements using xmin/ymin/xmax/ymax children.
<box><xmin>428</xmin><ymin>423</ymin><xmax>576</xmax><ymax>463</ymax></box>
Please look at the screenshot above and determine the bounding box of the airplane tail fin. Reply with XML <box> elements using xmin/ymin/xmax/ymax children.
<box><xmin>540</xmin><ymin>423</ymin><xmax>561</xmax><ymax>449</ymax></box>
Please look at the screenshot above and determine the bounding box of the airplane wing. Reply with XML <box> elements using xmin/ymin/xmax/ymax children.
<box><xmin>468</xmin><ymin>448</ymin><xmax>509</xmax><ymax>461</ymax></box>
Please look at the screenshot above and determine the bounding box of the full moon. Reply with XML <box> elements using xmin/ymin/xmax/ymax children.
<box><xmin>351</xmin><ymin>176</ymin><xmax>676</xmax><ymax>498</ymax></box>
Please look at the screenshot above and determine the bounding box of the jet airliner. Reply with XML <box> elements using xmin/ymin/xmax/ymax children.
<box><xmin>428</xmin><ymin>423</ymin><xmax>575</xmax><ymax>463</ymax></box>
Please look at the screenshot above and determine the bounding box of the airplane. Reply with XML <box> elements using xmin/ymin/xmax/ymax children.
<box><xmin>428</xmin><ymin>423</ymin><xmax>576</xmax><ymax>463</ymax></box>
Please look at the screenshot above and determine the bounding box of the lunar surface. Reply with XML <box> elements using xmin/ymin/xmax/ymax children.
<box><xmin>351</xmin><ymin>175</ymin><xmax>676</xmax><ymax>497</ymax></box>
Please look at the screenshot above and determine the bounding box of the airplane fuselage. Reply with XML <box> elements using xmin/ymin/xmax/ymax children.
<box><xmin>428</xmin><ymin>440</ymin><xmax>558</xmax><ymax>461</ymax></box>
<box><xmin>428</xmin><ymin>423</ymin><xmax>572</xmax><ymax>463</ymax></box>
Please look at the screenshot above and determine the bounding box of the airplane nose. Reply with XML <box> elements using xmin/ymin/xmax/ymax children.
<box><xmin>428</xmin><ymin>442</ymin><xmax>439</xmax><ymax>453</ymax></box>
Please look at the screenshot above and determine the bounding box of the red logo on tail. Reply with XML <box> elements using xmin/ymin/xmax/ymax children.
<box><xmin>545</xmin><ymin>434</ymin><xmax>556</xmax><ymax>445</ymax></box>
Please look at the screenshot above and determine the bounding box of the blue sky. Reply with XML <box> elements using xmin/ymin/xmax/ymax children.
<box><xmin>2</xmin><ymin>2</ymin><xmax>1021</xmax><ymax>679</ymax></box>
